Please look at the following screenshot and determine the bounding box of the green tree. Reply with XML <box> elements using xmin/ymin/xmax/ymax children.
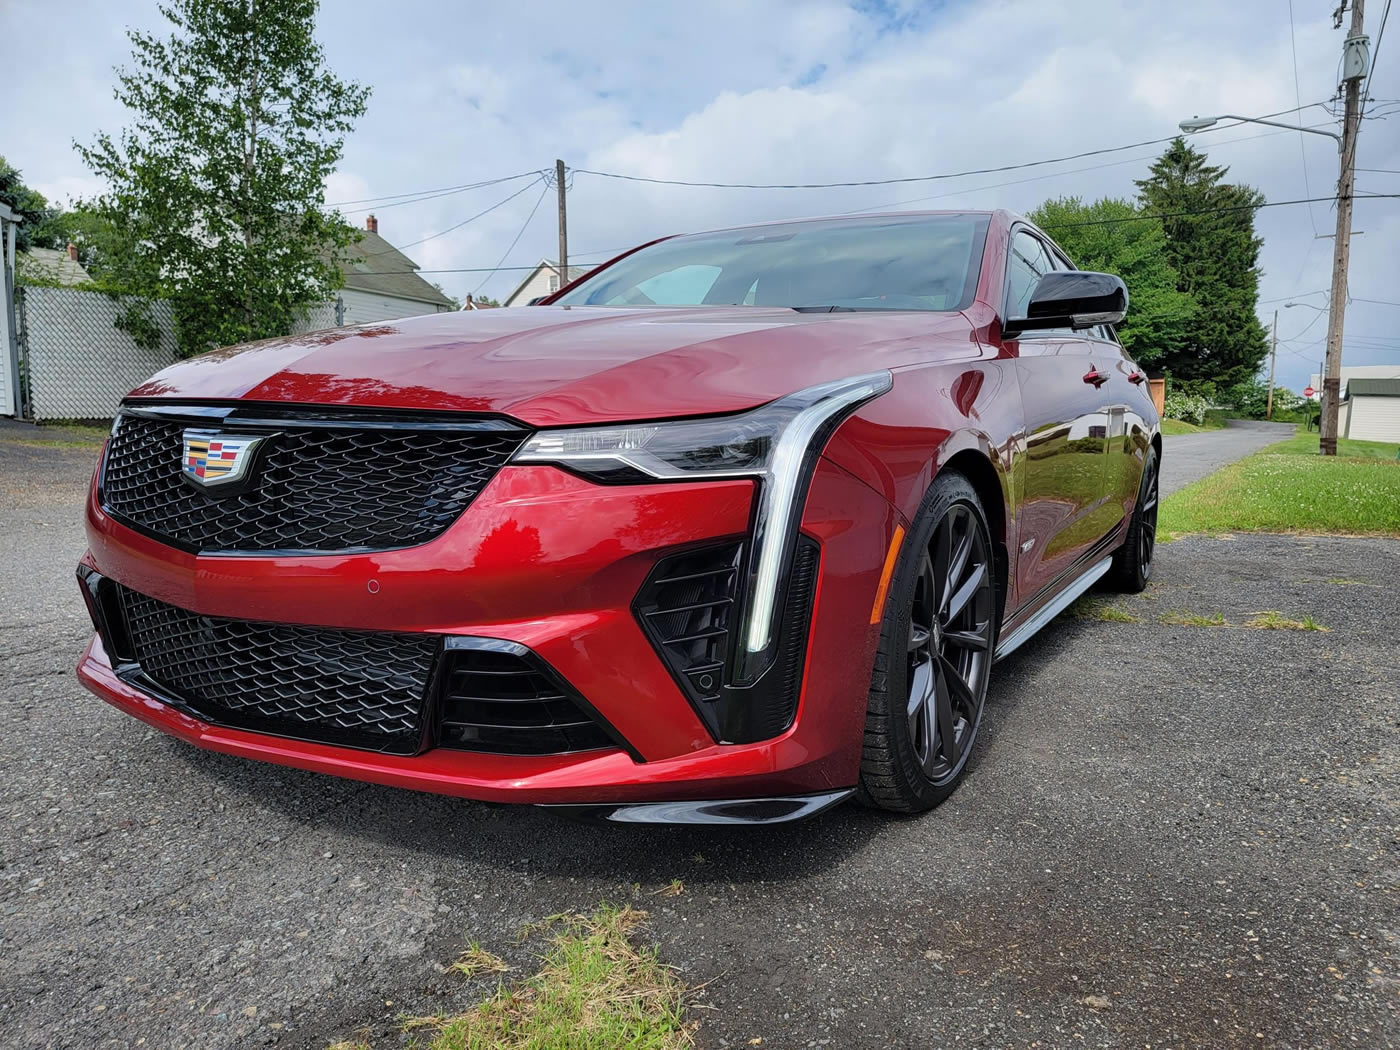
<box><xmin>1028</xmin><ymin>196</ymin><xmax>1196</xmax><ymax>368</ymax></box>
<box><xmin>0</xmin><ymin>156</ymin><xmax>66</xmax><ymax>252</ymax></box>
<box><xmin>1135</xmin><ymin>138</ymin><xmax>1269</xmax><ymax>386</ymax></box>
<box><xmin>77</xmin><ymin>0</ymin><xmax>369</xmax><ymax>357</ymax></box>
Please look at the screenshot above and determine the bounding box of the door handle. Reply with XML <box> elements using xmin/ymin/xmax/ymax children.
<box><xmin>1128</xmin><ymin>370</ymin><xmax>1147</xmax><ymax>385</ymax></box>
<box><xmin>1082</xmin><ymin>368</ymin><xmax>1109</xmax><ymax>387</ymax></box>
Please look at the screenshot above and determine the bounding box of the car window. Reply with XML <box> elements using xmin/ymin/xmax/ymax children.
<box><xmin>555</xmin><ymin>213</ymin><xmax>992</xmax><ymax>312</ymax></box>
<box><xmin>1005</xmin><ymin>231</ymin><xmax>1046</xmax><ymax>321</ymax></box>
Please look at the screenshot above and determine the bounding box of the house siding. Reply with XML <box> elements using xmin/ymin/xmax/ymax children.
<box><xmin>505</xmin><ymin>267</ymin><xmax>558</xmax><ymax>307</ymax></box>
<box><xmin>1346</xmin><ymin>396</ymin><xmax>1400</xmax><ymax>443</ymax></box>
<box><xmin>339</xmin><ymin>288</ymin><xmax>453</xmax><ymax>326</ymax></box>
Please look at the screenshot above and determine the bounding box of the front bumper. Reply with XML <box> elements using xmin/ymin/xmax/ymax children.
<box><xmin>78</xmin><ymin>457</ymin><xmax>901</xmax><ymax>809</ymax></box>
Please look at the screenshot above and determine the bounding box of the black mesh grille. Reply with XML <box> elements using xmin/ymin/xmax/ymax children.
<box><xmin>102</xmin><ymin>412</ymin><xmax>527</xmax><ymax>553</ymax></box>
<box><xmin>634</xmin><ymin>543</ymin><xmax>742</xmax><ymax>709</ymax></box>
<box><xmin>116</xmin><ymin>585</ymin><xmax>440</xmax><ymax>753</ymax></box>
<box><xmin>439</xmin><ymin>645</ymin><xmax>619</xmax><ymax>755</ymax></box>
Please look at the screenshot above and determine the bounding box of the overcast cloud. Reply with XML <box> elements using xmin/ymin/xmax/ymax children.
<box><xmin>4</xmin><ymin>0</ymin><xmax>1397</xmax><ymax>392</ymax></box>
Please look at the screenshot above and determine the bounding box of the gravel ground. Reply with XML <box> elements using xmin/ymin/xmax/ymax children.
<box><xmin>1</xmin><ymin>430</ymin><xmax>1395</xmax><ymax>1050</ymax></box>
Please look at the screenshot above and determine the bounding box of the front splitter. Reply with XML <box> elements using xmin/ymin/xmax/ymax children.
<box><xmin>541</xmin><ymin>788</ymin><xmax>855</xmax><ymax>825</ymax></box>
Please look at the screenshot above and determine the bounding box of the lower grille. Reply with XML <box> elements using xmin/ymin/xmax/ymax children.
<box><xmin>439</xmin><ymin>641</ymin><xmax>621</xmax><ymax>756</ymax></box>
<box><xmin>115</xmin><ymin>586</ymin><xmax>440</xmax><ymax>754</ymax></box>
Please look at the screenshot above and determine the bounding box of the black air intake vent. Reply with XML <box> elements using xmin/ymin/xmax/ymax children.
<box><xmin>113</xmin><ymin>585</ymin><xmax>439</xmax><ymax>754</ymax></box>
<box><xmin>438</xmin><ymin>641</ymin><xmax>626</xmax><ymax>757</ymax></box>
<box><xmin>634</xmin><ymin>542</ymin><xmax>742</xmax><ymax>711</ymax></box>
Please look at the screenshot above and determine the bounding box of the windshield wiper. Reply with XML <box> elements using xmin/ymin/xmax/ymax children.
<box><xmin>789</xmin><ymin>305</ymin><xmax>860</xmax><ymax>313</ymax></box>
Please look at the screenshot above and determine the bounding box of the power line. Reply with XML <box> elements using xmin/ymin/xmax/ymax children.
<box><xmin>572</xmin><ymin>104</ymin><xmax>1330</xmax><ymax>190</ymax></box>
<box><xmin>1036</xmin><ymin>192</ymin><xmax>1400</xmax><ymax>230</ymax></box>
<box><xmin>361</xmin><ymin>177</ymin><xmax>545</xmax><ymax>257</ymax></box>
<box><xmin>1352</xmin><ymin>296</ymin><xmax>1400</xmax><ymax>305</ymax></box>
<box><xmin>328</xmin><ymin>171</ymin><xmax>541</xmax><ymax>208</ymax></box>
<box><xmin>1362</xmin><ymin>0</ymin><xmax>1393</xmax><ymax>115</ymax></box>
<box><xmin>1287</xmin><ymin>0</ymin><xmax>1322</xmax><ymax>235</ymax></box>
<box><xmin>473</xmin><ymin>181</ymin><xmax>551</xmax><ymax>293</ymax></box>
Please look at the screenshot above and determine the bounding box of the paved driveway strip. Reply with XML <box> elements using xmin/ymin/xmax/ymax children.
<box><xmin>1</xmin><ymin>434</ymin><xmax>1394</xmax><ymax>1049</ymax></box>
<box><xmin>1159</xmin><ymin>419</ymin><xmax>1295</xmax><ymax>496</ymax></box>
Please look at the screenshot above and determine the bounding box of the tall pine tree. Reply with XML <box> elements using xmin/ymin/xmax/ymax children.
<box><xmin>78</xmin><ymin>0</ymin><xmax>369</xmax><ymax>357</ymax></box>
<box><xmin>1135</xmin><ymin>138</ymin><xmax>1268</xmax><ymax>387</ymax></box>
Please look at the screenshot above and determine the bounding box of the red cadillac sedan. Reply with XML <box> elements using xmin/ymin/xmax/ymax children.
<box><xmin>76</xmin><ymin>210</ymin><xmax>1159</xmax><ymax>824</ymax></box>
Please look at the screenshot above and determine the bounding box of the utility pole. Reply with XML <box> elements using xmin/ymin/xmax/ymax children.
<box><xmin>1320</xmin><ymin>0</ymin><xmax>1368</xmax><ymax>455</ymax></box>
<box><xmin>1265</xmin><ymin>309</ymin><xmax>1278</xmax><ymax>420</ymax></box>
<box><xmin>555</xmin><ymin>159</ymin><xmax>568</xmax><ymax>294</ymax></box>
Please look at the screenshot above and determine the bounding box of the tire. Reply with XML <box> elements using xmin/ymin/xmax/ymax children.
<box><xmin>858</xmin><ymin>471</ymin><xmax>998</xmax><ymax>814</ymax></box>
<box><xmin>1108</xmin><ymin>444</ymin><xmax>1159</xmax><ymax>593</ymax></box>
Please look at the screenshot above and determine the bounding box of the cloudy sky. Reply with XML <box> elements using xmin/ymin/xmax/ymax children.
<box><xmin>5</xmin><ymin>0</ymin><xmax>1398</xmax><ymax>393</ymax></box>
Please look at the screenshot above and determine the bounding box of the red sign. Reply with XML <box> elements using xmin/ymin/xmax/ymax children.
<box><xmin>1304</xmin><ymin>386</ymin><xmax>1316</xmax><ymax>398</ymax></box>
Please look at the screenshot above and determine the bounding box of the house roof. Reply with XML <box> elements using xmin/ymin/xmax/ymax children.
<box><xmin>1347</xmin><ymin>378</ymin><xmax>1400</xmax><ymax>398</ymax></box>
<box><xmin>330</xmin><ymin>230</ymin><xmax>455</xmax><ymax>308</ymax></box>
<box><xmin>18</xmin><ymin>247</ymin><xmax>92</xmax><ymax>286</ymax></box>
<box><xmin>503</xmin><ymin>259</ymin><xmax>591</xmax><ymax>306</ymax></box>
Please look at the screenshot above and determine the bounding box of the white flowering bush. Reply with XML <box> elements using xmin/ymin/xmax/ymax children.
<box><xmin>1164</xmin><ymin>391</ymin><xmax>1209</xmax><ymax>425</ymax></box>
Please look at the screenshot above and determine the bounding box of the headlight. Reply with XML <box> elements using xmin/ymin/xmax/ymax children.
<box><xmin>513</xmin><ymin>371</ymin><xmax>893</xmax><ymax>681</ymax></box>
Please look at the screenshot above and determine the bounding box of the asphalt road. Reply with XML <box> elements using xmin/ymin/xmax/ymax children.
<box><xmin>1159</xmin><ymin>419</ymin><xmax>1296</xmax><ymax>496</ymax></box>
<box><xmin>1</xmin><ymin>428</ymin><xmax>1395</xmax><ymax>1050</ymax></box>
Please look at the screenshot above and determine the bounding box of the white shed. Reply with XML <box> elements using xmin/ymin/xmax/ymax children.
<box><xmin>1344</xmin><ymin>378</ymin><xmax>1400</xmax><ymax>443</ymax></box>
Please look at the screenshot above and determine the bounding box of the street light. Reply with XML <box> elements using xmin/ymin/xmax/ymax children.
<box><xmin>1284</xmin><ymin>301</ymin><xmax>1327</xmax><ymax>310</ymax></box>
<box><xmin>1177</xmin><ymin>114</ymin><xmax>1342</xmax><ymax>149</ymax></box>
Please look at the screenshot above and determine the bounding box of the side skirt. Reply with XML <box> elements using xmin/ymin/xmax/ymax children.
<box><xmin>993</xmin><ymin>556</ymin><xmax>1113</xmax><ymax>662</ymax></box>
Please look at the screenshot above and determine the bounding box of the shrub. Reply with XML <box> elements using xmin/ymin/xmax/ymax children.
<box><xmin>1164</xmin><ymin>391</ymin><xmax>1209</xmax><ymax>425</ymax></box>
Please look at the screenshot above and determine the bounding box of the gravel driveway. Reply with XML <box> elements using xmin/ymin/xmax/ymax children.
<box><xmin>1</xmin><ymin>431</ymin><xmax>1395</xmax><ymax>1050</ymax></box>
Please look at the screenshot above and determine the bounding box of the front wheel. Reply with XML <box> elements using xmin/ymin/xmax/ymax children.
<box><xmin>858</xmin><ymin>472</ymin><xmax>997</xmax><ymax>813</ymax></box>
<box><xmin>1108</xmin><ymin>444</ymin><xmax>1159</xmax><ymax>593</ymax></box>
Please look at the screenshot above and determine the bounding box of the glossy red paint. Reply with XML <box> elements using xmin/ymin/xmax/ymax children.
<box><xmin>79</xmin><ymin>209</ymin><xmax>1158</xmax><ymax>810</ymax></box>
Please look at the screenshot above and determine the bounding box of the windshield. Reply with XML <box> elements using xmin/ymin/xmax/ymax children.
<box><xmin>554</xmin><ymin>213</ymin><xmax>990</xmax><ymax>312</ymax></box>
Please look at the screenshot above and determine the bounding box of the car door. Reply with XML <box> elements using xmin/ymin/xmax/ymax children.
<box><xmin>1007</xmin><ymin>230</ymin><xmax>1114</xmax><ymax>604</ymax></box>
<box><xmin>1097</xmin><ymin>329</ymin><xmax>1152</xmax><ymax>525</ymax></box>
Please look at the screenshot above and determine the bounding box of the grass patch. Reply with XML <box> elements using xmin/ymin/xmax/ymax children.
<box><xmin>1068</xmin><ymin>596</ymin><xmax>1140</xmax><ymax>623</ymax></box>
<box><xmin>1260</xmin><ymin>432</ymin><xmax>1399</xmax><ymax>459</ymax></box>
<box><xmin>1160</xmin><ymin>418</ymin><xmax>1204</xmax><ymax>435</ymax></box>
<box><xmin>1159</xmin><ymin>610</ymin><xmax>1227</xmax><ymax>627</ymax></box>
<box><xmin>1243</xmin><ymin>611</ymin><xmax>1329</xmax><ymax>632</ymax></box>
<box><xmin>0</xmin><ymin>422</ymin><xmax>109</xmax><ymax>447</ymax></box>
<box><xmin>352</xmin><ymin>905</ymin><xmax>694</xmax><ymax>1050</ymax></box>
<box><xmin>1159</xmin><ymin>438</ymin><xmax>1400</xmax><ymax>539</ymax></box>
<box><xmin>450</xmin><ymin>943</ymin><xmax>510</xmax><ymax>979</ymax></box>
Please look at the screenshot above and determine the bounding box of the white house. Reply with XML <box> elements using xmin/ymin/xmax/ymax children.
<box><xmin>1309</xmin><ymin>364</ymin><xmax>1400</xmax><ymax>443</ymax></box>
<box><xmin>331</xmin><ymin>215</ymin><xmax>456</xmax><ymax>323</ymax></box>
<box><xmin>503</xmin><ymin>259</ymin><xmax>590</xmax><ymax>307</ymax></box>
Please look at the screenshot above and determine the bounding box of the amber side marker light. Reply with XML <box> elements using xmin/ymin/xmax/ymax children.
<box><xmin>869</xmin><ymin>524</ymin><xmax>906</xmax><ymax>625</ymax></box>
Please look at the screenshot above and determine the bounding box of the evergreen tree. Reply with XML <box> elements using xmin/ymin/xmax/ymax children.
<box><xmin>78</xmin><ymin>0</ymin><xmax>369</xmax><ymax>357</ymax></box>
<box><xmin>1029</xmin><ymin>196</ymin><xmax>1197</xmax><ymax>369</ymax></box>
<box><xmin>1135</xmin><ymin>138</ymin><xmax>1268</xmax><ymax>386</ymax></box>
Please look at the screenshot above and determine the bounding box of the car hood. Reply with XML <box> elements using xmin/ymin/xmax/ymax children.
<box><xmin>128</xmin><ymin>306</ymin><xmax>980</xmax><ymax>426</ymax></box>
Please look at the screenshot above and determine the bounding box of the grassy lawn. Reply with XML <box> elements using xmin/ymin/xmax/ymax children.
<box><xmin>331</xmin><ymin>905</ymin><xmax>693</xmax><ymax>1050</ymax></box>
<box><xmin>1160</xmin><ymin>418</ymin><xmax>1204</xmax><ymax>435</ymax></box>
<box><xmin>0</xmin><ymin>422</ymin><xmax>109</xmax><ymax>448</ymax></box>
<box><xmin>1259</xmin><ymin>431</ymin><xmax>1399</xmax><ymax>459</ymax></box>
<box><xmin>1160</xmin><ymin>436</ymin><xmax>1400</xmax><ymax>539</ymax></box>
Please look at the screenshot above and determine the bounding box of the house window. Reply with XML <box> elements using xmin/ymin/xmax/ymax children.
<box><xmin>548</xmin><ymin>274</ymin><xmax>559</xmax><ymax>292</ymax></box>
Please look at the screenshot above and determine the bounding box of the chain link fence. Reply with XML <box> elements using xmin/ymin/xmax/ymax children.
<box><xmin>15</xmin><ymin>286</ymin><xmax>342</xmax><ymax>421</ymax></box>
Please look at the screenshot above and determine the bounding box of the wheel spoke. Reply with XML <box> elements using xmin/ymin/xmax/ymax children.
<box><xmin>931</xmin><ymin>519</ymin><xmax>952</xmax><ymax>611</ymax></box>
<box><xmin>943</xmin><ymin>626</ymin><xmax>989</xmax><ymax>652</ymax></box>
<box><xmin>944</xmin><ymin>561</ymin><xmax>987</xmax><ymax>623</ymax></box>
<box><xmin>934</xmin><ymin>664</ymin><xmax>958</xmax><ymax>765</ymax></box>
<box><xmin>940</xmin><ymin>653</ymin><xmax>980</xmax><ymax>721</ymax></box>
<box><xmin>908</xmin><ymin>623</ymin><xmax>931</xmax><ymax>653</ymax></box>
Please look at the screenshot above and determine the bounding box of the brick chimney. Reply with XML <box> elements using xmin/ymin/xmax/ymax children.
<box><xmin>67</xmin><ymin>242</ymin><xmax>79</xmax><ymax>261</ymax></box>
<box><xmin>366</xmin><ymin>214</ymin><xmax>378</xmax><ymax>234</ymax></box>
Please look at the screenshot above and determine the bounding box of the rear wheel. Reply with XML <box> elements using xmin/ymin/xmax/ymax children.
<box><xmin>858</xmin><ymin>472</ymin><xmax>997</xmax><ymax>813</ymax></box>
<box><xmin>1108</xmin><ymin>444</ymin><xmax>1159</xmax><ymax>593</ymax></box>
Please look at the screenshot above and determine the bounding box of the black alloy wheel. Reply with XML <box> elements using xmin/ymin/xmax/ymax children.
<box><xmin>1109</xmin><ymin>444</ymin><xmax>1159</xmax><ymax>593</ymax></box>
<box><xmin>859</xmin><ymin>472</ymin><xmax>997</xmax><ymax>812</ymax></box>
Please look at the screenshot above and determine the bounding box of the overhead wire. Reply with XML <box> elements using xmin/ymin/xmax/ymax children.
<box><xmin>472</xmin><ymin>180</ymin><xmax>551</xmax><ymax>294</ymax></box>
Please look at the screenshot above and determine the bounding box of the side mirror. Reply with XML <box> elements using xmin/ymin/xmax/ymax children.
<box><xmin>1004</xmin><ymin>271</ymin><xmax>1128</xmax><ymax>336</ymax></box>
